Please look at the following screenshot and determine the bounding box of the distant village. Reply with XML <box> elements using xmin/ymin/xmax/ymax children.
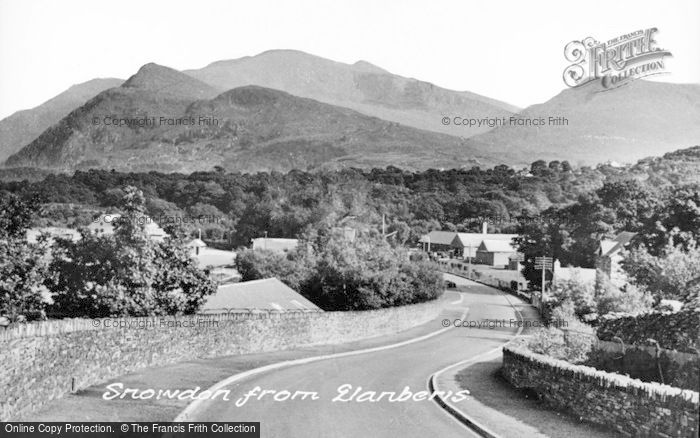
<box><xmin>24</xmin><ymin>213</ymin><xmax>636</xmax><ymax>317</ymax></box>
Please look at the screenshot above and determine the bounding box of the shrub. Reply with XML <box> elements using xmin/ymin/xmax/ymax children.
<box><xmin>529</xmin><ymin>302</ymin><xmax>596</xmax><ymax>364</ymax></box>
<box><xmin>622</xmin><ymin>239</ymin><xmax>700</xmax><ymax>303</ymax></box>
<box><xmin>595</xmin><ymin>278</ymin><xmax>654</xmax><ymax>316</ymax></box>
<box><xmin>549</xmin><ymin>275</ymin><xmax>596</xmax><ymax>318</ymax></box>
<box><xmin>528</xmin><ymin>326</ymin><xmax>594</xmax><ymax>364</ymax></box>
<box><xmin>234</xmin><ymin>248</ymin><xmax>311</xmax><ymax>291</ymax></box>
<box><xmin>235</xmin><ymin>231</ymin><xmax>443</xmax><ymax>311</ymax></box>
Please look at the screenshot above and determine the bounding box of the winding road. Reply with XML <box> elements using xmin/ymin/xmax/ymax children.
<box><xmin>183</xmin><ymin>274</ymin><xmax>523</xmax><ymax>437</ymax></box>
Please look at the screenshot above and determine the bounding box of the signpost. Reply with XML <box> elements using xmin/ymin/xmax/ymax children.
<box><xmin>534</xmin><ymin>256</ymin><xmax>553</xmax><ymax>297</ymax></box>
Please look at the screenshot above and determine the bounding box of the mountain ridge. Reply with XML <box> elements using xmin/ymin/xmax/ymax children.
<box><xmin>6</xmin><ymin>80</ymin><xmax>496</xmax><ymax>173</ymax></box>
<box><xmin>183</xmin><ymin>49</ymin><xmax>519</xmax><ymax>135</ymax></box>
<box><xmin>0</xmin><ymin>78</ymin><xmax>124</xmax><ymax>162</ymax></box>
<box><xmin>463</xmin><ymin>79</ymin><xmax>700</xmax><ymax>166</ymax></box>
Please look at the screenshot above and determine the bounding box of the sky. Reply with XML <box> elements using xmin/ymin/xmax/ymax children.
<box><xmin>0</xmin><ymin>0</ymin><xmax>698</xmax><ymax>119</ymax></box>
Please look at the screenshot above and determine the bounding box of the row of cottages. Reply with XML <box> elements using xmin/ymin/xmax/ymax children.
<box><xmin>25</xmin><ymin>214</ymin><xmax>169</xmax><ymax>243</ymax></box>
<box><xmin>419</xmin><ymin>223</ymin><xmax>519</xmax><ymax>267</ymax></box>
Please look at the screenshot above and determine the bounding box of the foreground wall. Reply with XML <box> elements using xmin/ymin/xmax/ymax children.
<box><xmin>1</xmin><ymin>299</ymin><xmax>442</xmax><ymax>420</ymax></box>
<box><xmin>502</xmin><ymin>345</ymin><xmax>699</xmax><ymax>437</ymax></box>
<box><xmin>596</xmin><ymin>309</ymin><xmax>700</xmax><ymax>354</ymax></box>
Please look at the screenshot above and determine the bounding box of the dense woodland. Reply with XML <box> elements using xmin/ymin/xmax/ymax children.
<box><xmin>2</xmin><ymin>146</ymin><xmax>697</xmax><ymax>249</ymax></box>
<box><xmin>1</xmin><ymin>146</ymin><xmax>699</xmax><ymax>319</ymax></box>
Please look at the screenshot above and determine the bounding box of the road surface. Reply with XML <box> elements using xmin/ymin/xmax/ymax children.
<box><xmin>189</xmin><ymin>274</ymin><xmax>522</xmax><ymax>437</ymax></box>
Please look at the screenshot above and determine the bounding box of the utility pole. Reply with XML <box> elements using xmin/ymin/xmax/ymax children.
<box><xmin>467</xmin><ymin>243</ymin><xmax>472</xmax><ymax>276</ymax></box>
<box><xmin>534</xmin><ymin>256</ymin><xmax>553</xmax><ymax>297</ymax></box>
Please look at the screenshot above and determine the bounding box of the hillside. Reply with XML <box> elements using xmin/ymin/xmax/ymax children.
<box><xmin>463</xmin><ymin>80</ymin><xmax>700</xmax><ymax>166</ymax></box>
<box><xmin>5</xmin><ymin>64</ymin><xmax>499</xmax><ymax>172</ymax></box>
<box><xmin>626</xmin><ymin>145</ymin><xmax>700</xmax><ymax>186</ymax></box>
<box><xmin>184</xmin><ymin>49</ymin><xmax>518</xmax><ymax>136</ymax></box>
<box><xmin>5</xmin><ymin>65</ymin><xmax>222</xmax><ymax>171</ymax></box>
<box><xmin>0</xmin><ymin>78</ymin><xmax>123</xmax><ymax>163</ymax></box>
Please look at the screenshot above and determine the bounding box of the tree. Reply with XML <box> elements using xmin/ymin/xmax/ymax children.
<box><xmin>235</xmin><ymin>248</ymin><xmax>312</xmax><ymax>291</ymax></box>
<box><xmin>235</xmin><ymin>230</ymin><xmax>442</xmax><ymax>311</ymax></box>
<box><xmin>0</xmin><ymin>194</ymin><xmax>50</xmax><ymax>321</ymax></box>
<box><xmin>530</xmin><ymin>160</ymin><xmax>547</xmax><ymax>173</ymax></box>
<box><xmin>513</xmin><ymin>215</ymin><xmax>565</xmax><ymax>290</ymax></box>
<box><xmin>0</xmin><ymin>193</ymin><xmax>40</xmax><ymax>239</ymax></box>
<box><xmin>47</xmin><ymin>186</ymin><xmax>216</xmax><ymax>317</ymax></box>
<box><xmin>622</xmin><ymin>237</ymin><xmax>700</xmax><ymax>304</ymax></box>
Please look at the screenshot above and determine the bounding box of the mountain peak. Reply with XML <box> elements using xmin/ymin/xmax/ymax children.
<box><xmin>123</xmin><ymin>63</ymin><xmax>179</xmax><ymax>87</ymax></box>
<box><xmin>122</xmin><ymin>63</ymin><xmax>219</xmax><ymax>99</ymax></box>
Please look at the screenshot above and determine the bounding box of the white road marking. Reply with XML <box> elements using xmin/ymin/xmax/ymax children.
<box><xmin>428</xmin><ymin>278</ymin><xmax>527</xmax><ymax>438</ymax></box>
<box><xmin>449</xmin><ymin>293</ymin><xmax>464</xmax><ymax>305</ymax></box>
<box><xmin>175</xmin><ymin>303</ymin><xmax>469</xmax><ymax>422</ymax></box>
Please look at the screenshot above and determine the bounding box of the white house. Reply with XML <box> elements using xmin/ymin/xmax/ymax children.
<box><xmin>596</xmin><ymin>231</ymin><xmax>637</xmax><ymax>288</ymax></box>
<box><xmin>475</xmin><ymin>239</ymin><xmax>518</xmax><ymax>267</ymax></box>
<box><xmin>88</xmin><ymin>213</ymin><xmax>168</xmax><ymax>241</ymax></box>
<box><xmin>450</xmin><ymin>223</ymin><xmax>517</xmax><ymax>260</ymax></box>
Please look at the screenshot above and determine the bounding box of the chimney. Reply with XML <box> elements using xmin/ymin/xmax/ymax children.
<box><xmin>482</xmin><ymin>222</ymin><xmax>488</xmax><ymax>235</ymax></box>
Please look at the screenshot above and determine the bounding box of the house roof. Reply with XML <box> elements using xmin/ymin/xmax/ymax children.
<box><xmin>193</xmin><ymin>247</ymin><xmax>237</xmax><ymax>268</ymax></box>
<box><xmin>477</xmin><ymin>239</ymin><xmax>516</xmax><ymax>253</ymax></box>
<box><xmin>599</xmin><ymin>231</ymin><xmax>637</xmax><ymax>257</ymax></box>
<box><xmin>186</xmin><ymin>238</ymin><xmax>207</xmax><ymax>248</ymax></box>
<box><xmin>418</xmin><ymin>231</ymin><xmax>457</xmax><ymax>246</ymax></box>
<box><xmin>251</xmin><ymin>238</ymin><xmax>299</xmax><ymax>253</ymax></box>
<box><xmin>452</xmin><ymin>233</ymin><xmax>517</xmax><ymax>248</ymax></box>
<box><xmin>200</xmin><ymin>278</ymin><xmax>321</xmax><ymax>312</ymax></box>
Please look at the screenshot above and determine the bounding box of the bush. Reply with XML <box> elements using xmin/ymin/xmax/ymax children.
<box><xmin>549</xmin><ymin>275</ymin><xmax>596</xmax><ymax>318</ymax></box>
<box><xmin>235</xmin><ymin>248</ymin><xmax>311</xmax><ymax>291</ymax></box>
<box><xmin>622</xmin><ymin>239</ymin><xmax>700</xmax><ymax>304</ymax></box>
<box><xmin>529</xmin><ymin>302</ymin><xmax>595</xmax><ymax>364</ymax></box>
<box><xmin>235</xmin><ymin>231</ymin><xmax>443</xmax><ymax>311</ymax></box>
<box><xmin>595</xmin><ymin>278</ymin><xmax>654</xmax><ymax>316</ymax></box>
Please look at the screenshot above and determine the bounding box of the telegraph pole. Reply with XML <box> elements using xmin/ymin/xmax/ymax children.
<box><xmin>534</xmin><ymin>256</ymin><xmax>553</xmax><ymax>297</ymax></box>
<box><xmin>467</xmin><ymin>243</ymin><xmax>472</xmax><ymax>276</ymax></box>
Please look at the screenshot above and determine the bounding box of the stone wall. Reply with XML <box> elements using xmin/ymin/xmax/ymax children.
<box><xmin>597</xmin><ymin>309</ymin><xmax>700</xmax><ymax>353</ymax></box>
<box><xmin>1</xmin><ymin>299</ymin><xmax>442</xmax><ymax>420</ymax></box>
<box><xmin>587</xmin><ymin>341</ymin><xmax>699</xmax><ymax>391</ymax></box>
<box><xmin>502</xmin><ymin>345</ymin><xmax>699</xmax><ymax>437</ymax></box>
